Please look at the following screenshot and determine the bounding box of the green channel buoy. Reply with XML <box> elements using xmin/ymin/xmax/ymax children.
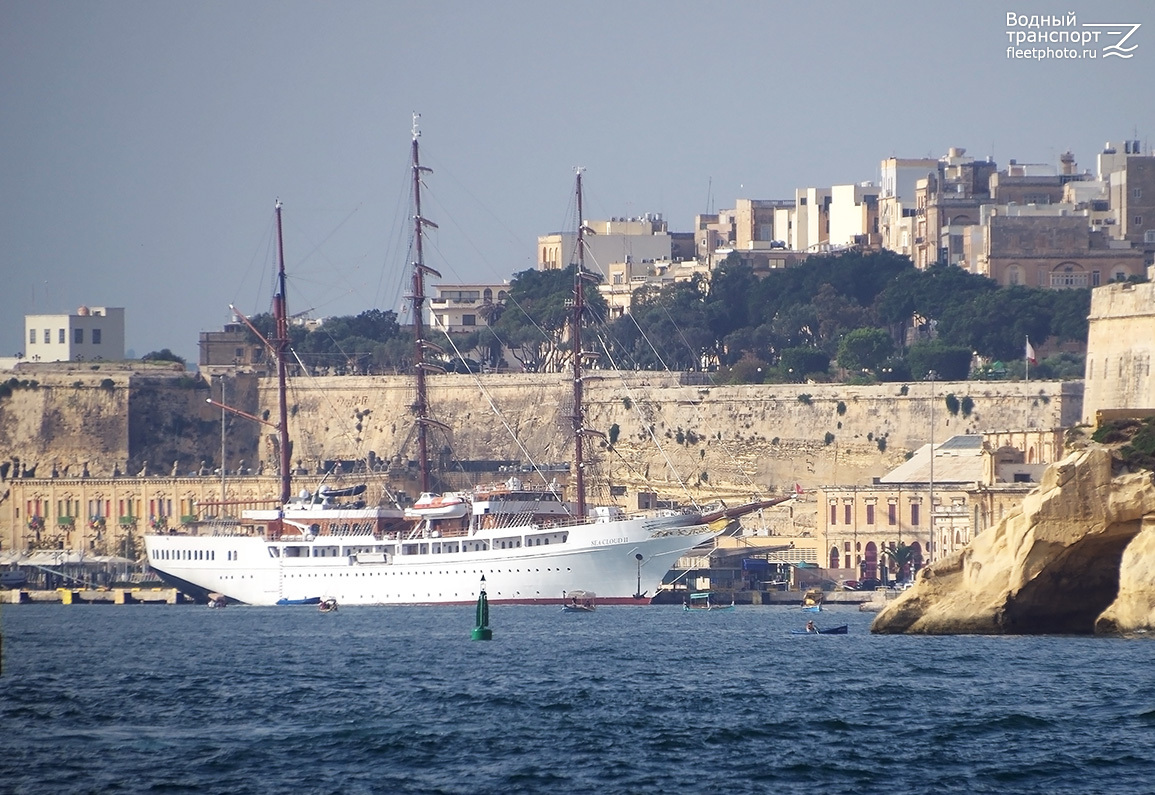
<box><xmin>471</xmin><ymin>575</ymin><xmax>493</xmax><ymax>641</ymax></box>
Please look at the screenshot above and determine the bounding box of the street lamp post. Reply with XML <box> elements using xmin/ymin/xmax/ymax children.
<box><xmin>927</xmin><ymin>369</ymin><xmax>937</xmax><ymax>564</ymax></box>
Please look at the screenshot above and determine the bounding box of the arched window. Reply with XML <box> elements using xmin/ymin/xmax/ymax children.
<box><xmin>864</xmin><ymin>542</ymin><xmax>878</xmax><ymax>580</ymax></box>
<box><xmin>910</xmin><ymin>542</ymin><xmax>924</xmax><ymax>571</ymax></box>
<box><xmin>1049</xmin><ymin>262</ymin><xmax>1088</xmax><ymax>288</ymax></box>
<box><xmin>829</xmin><ymin>546</ymin><xmax>840</xmax><ymax>569</ymax></box>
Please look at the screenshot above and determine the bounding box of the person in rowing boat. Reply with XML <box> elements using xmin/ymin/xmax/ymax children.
<box><xmin>806</xmin><ymin>620</ymin><xmax>818</xmax><ymax>634</ymax></box>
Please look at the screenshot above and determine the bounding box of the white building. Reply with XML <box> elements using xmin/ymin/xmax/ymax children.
<box><xmin>427</xmin><ymin>284</ymin><xmax>508</xmax><ymax>333</ymax></box>
<box><xmin>23</xmin><ymin>306</ymin><xmax>125</xmax><ymax>362</ymax></box>
<box><xmin>828</xmin><ymin>183</ymin><xmax>880</xmax><ymax>247</ymax></box>
<box><xmin>539</xmin><ymin>215</ymin><xmax>673</xmax><ymax>273</ymax></box>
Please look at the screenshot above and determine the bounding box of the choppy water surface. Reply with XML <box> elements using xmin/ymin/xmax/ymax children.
<box><xmin>3</xmin><ymin>603</ymin><xmax>1154</xmax><ymax>794</ymax></box>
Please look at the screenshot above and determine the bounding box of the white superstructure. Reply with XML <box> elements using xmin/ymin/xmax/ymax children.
<box><xmin>144</xmin><ymin>491</ymin><xmax>717</xmax><ymax>605</ymax></box>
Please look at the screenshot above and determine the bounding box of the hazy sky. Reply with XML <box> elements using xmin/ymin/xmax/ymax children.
<box><xmin>2</xmin><ymin>0</ymin><xmax>1152</xmax><ymax>363</ymax></box>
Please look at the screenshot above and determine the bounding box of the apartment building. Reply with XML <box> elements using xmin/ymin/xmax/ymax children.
<box><xmin>23</xmin><ymin>306</ymin><xmax>125</xmax><ymax>363</ymax></box>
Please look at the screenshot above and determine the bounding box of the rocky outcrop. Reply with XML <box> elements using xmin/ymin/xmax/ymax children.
<box><xmin>872</xmin><ymin>446</ymin><xmax>1155</xmax><ymax>635</ymax></box>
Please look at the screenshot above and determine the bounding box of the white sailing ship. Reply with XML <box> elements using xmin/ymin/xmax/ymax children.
<box><xmin>144</xmin><ymin>120</ymin><xmax>783</xmax><ymax>606</ymax></box>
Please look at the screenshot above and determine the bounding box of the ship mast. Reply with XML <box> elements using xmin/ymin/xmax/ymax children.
<box><xmin>409</xmin><ymin>113</ymin><xmax>441</xmax><ymax>493</ymax></box>
<box><xmin>273</xmin><ymin>199</ymin><xmax>292</xmax><ymax>506</ymax></box>
<box><xmin>571</xmin><ymin>169</ymin><xmax>587</xmax><ymax>517</ymax></box>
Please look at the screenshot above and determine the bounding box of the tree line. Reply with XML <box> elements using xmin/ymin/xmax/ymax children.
<box><xmin>242</xmin><ymin>250</ymin><xmax>1099</xmax><ymax>382</ymax></box>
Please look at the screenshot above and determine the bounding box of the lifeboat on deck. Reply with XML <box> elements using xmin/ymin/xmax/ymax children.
<box><xmin>404</xmin><ymin>492</ymin><xmax>470</xmax><ymax>520</ymax></box>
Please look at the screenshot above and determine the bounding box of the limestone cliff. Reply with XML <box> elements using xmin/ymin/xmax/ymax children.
<box><xmin>872</xmin><ymin>442</ymin><xmax>1155</xmax><ymax>635</ymax></box>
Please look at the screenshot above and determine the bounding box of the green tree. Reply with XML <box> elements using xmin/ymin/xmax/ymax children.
<box><xmin>907</xmin><ymin>341</ymin><xmax>973</xmax><ymax>381</ymax></box>
<box><xmin>882</xmin><ymin>543</ymin><xmax>920</xmax><ymax>581</ymax></box>
<box><xmin>492</xmin><ymin>266</ymin><xmax>607</xmax><ymax>373</ymax></box>
<box><xmin>836</xmin><ymin>328</ymin><xmax>895</xmax><ymax>374</ymax></box>
<box><xmin>779</xmin><ymin>348</ymin><xmax>830</xmax><ymax>381</ymax></box>
<box><xmin>141</xmin><ymin>349</ymin><xmax>185</xmax><ymax>365</ymax></box>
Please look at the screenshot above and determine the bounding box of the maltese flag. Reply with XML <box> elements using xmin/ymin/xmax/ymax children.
<box><xmin>1025</xmin><ymin>338</ymin><xmax>1037</xmax><ymax>365</ymax></box>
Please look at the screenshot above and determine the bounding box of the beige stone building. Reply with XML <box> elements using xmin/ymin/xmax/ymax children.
<box><xmin>912</xmin><ymin>148</ymin><xmax>997</xmax><ymax>269</ymax></box>
<box><xmin>199</xmin><ymin>322</ymin><xmax>270</xmax><ymax>375</ymax></box>
<box><xmin>538</xmin><ymin>215</ymin><xmax>692</xmax><ymax>273</ymax></box>
<box><xmin>967</xmin><ymin>210</ymin><xmax>1145</xmax><ymax>288</ymax></box>
<box><xmin>598</xmin><ymin>259</ymin><xmax>710</xmax><ymax>319</ymax></box>
<box><xmin>0</xmin><ymin>474</ymin><xmax>287</xmax><ymax>558</ymax></box>
<box><xmin>878</xmin><ymin>156</ymin><xmax>938</xmax><ymax>257</ymax></box>
<box><xmin>819</xmin><ymin>432</ymin><xmax>1052</xmax><ymax>583</ymax></box>
<box><xmin>1082</xmin><ymin>265</ymin><xmax>1155</xmax><ymax>424</ymax></box>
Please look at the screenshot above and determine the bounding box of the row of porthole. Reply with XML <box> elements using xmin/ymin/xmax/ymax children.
<box><xmin>284</xmin><ymin>567</ymin><xmax>572</xmax><ymax>577</ymax></box>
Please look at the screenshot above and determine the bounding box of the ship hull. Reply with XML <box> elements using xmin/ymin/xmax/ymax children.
<box><xmin>144</xmin><ymin>514</ymin><xmax>714</xmax><ymax>606</ymax></box>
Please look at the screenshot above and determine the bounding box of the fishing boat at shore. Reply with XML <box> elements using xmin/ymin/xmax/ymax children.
<box><xmin>143</xmin><ymin>120</ymin><xmax>788</xmax><ymax>606</ymax></box>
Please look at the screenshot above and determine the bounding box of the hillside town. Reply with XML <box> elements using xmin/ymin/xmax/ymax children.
<box><xmin>2</xmin><ymin>138</ymin><xmax>1154</xmax><ymax>604</ymax></box>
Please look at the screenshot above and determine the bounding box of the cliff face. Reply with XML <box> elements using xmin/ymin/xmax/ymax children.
<box><xmin>872</xmin><ymin>446</ymin><xmax>1155</xmax><ymax>635</ymax></box>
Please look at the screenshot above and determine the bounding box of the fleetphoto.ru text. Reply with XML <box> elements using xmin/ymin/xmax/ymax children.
<box><xmin>1005</xmin><ymin>11</ymin><xmax>1141</xmax><ymax>61</ymax></box>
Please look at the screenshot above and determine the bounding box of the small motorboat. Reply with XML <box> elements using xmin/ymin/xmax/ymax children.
<box><xmin>562</xmin><ymin>590</ymin><xmax>596</xmax><ymax>612</ymax></box>
<box><xmin>801</xmin><ymin>604</ymin><xmax>822</xmax><ymax>613</ymax></box>
<box><xmin>319</xmin><ymin>597</ymin><xmax>338</xmax><ymax>613</ymax></box>
<box><xmin>207</xmin><ymin>592</ymin><xmax>228</xmax><ymax>609</ymax></box>
<box><xmin>683</xmin><ymin>592</ymin><xmax>736</xmax><ymax>611</ymax></box>
<box><xmin>791</xmin><ymin>624</ymin><xmax>848</xmax><ymax>635</ymax></box>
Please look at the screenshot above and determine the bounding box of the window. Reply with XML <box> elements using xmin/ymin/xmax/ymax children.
<box><xmin>1050</xmin><ymin>270</ymin><xmax>1088</xmax><ymax>288</ymax></box>
<box><xmin>888</xmin><ymin>503</ymin><xmax>897</xmax><ymax>525</ymax></box>
<box><xmin>1136</xmin><ymin>216</ymin><xmax>1143</xmax><ymax>226</ymax></box>
<box><xmin>58</xmin><ymin>328</ymin><xmax>65</xmax><ymax>344</ymax></box>
<box><xmin>92</xmin><ymin>328</ymin><xmax>102</xmax><ymax>344</ymax></box>
<box><xmin>830</xmin><ymin>505</ymin><xmax>837</xmax><ymax>525</ymax></box>
<box><xmin>462</xmin><ymin>314</ymin><xmax>476</xmax><ymax>326</ymax></box>
<box><xmin>74</xmin><ymin>328</ymin><xmax>84</xmax><ymax>344</ymax></box>
<box><xmin>866</xmin><ymin>504</ymin><xmax>875</xmax><ymax>525</ymax></box>
<box><xmin>1134</xmin><ymin>188</ymin><xmax>1143</xmax><ymax>199</ymax></box>
<box><xmin>911</xmin><ymin>503</ymin><xmax>920</xmax><ymax>526</ymax></box>
<box><xmin>1092</xmin><ymin>270</ymin><xmax>1101</xmax><ymax>287</ymax></box>
<box><xmin>29</xmin><ymin>329</ymin><xmax>35</xmax><ymax>344</ymax></box>
<box><xmin>844</xmin><ymin>504</ymin><xmax>851</xmax><ymax>525</ymax></box>
<box><xmin>43</xmin><ymin>329</ymin><xmax>50</xmax><ymax>343</ymax></box>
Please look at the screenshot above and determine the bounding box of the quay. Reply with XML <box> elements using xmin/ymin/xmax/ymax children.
<box><xmin>734</xmin><ymin>589</ymin><xmax>887</xmax><ymax>610</ymax></box>
<box><xmin>1</xmin><ymin>587</ymin><xmax>190</xmax><ymax>605</ymax></box>
<box><xmin>1</xmin><ymin>588</ymin><xmax>893</xmax><ymax>608</ymax></box>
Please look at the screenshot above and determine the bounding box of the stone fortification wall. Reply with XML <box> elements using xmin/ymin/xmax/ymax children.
<box><xmin>1082</xmin><ymin>275</ymin><xmax>1155</xmax><ymax>424</ymax></box>
<box><xmin>0</xmin><ymin>367</ymin><xmax>224</xmax><ymax>479</ymax></box>
<box><xmin>0</xmin><ymin>367</ymin><xmax>1083</xmax><ymax>502</ymax></box>
<box><xmin>258</xmin><ymin>373</ymin><xmax>1082</xmax><ymax>500</ymax></box>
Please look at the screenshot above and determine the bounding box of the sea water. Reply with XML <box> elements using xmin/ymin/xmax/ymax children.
<box><xmin>2</xmin><ymin>603</ymin><xmax>1154</xmax><ymax>794</ymax></box>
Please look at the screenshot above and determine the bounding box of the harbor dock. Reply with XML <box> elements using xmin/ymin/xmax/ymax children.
<box><xmin>1</xmin><ymin>587</ymin><xmax>189</xmax><ymax>605</ymax></box>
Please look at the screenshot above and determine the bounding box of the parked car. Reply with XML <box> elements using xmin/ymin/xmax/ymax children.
<box><xmin>857</xmin><ymin>578</ymin><xmax>882</xmax><ymax>591</ymax></box>
<box><xmin>840</xmin><ymin>579</ymin><xmax>860</xmax><ymax>590</ymax></box>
